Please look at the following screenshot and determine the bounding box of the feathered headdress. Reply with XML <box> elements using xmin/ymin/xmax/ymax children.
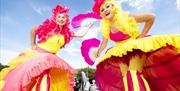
<box><xmin>51</xmin><ymin>4</ymin><xmax>69</xmax><ymax>21</ymax></box>
<box><xmin>92</xmin><ymin>0</ymin><xmax>105</xmax><ymax>15</ymax></box>
<box><xmin>36</xmin><ymin>4</ymin><xmax>73</xmax><ymax>47</ymax></box>
<box><xmin>92</xmin><ymin>0</ymin><xmax>115</xmax><ymax>15</ymax></box>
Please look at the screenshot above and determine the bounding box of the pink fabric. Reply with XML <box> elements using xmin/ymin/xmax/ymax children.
<box><xmin>34</xmin><ymin>70</ymin><xmax>50</xmax><ymax>91</ymax></box>
<box><xmin>143</xmin><ymin>46</ymin><xmax>180</xmax><ymax>91</ymax></box>
<box><xmin>109</xmin><ymin>31</ymin><xmax>130</xmax><ymax>42</ymax></box>
<box><xmin>81</xmin><ymin>38</ymin><xmax>100</xmax><ymax>65</ymax></box>
<box><xmin>137</xmin><ymin>72</ymin><xmax>146</xmax><ymax>91</ymax></box>
<box><xmin>33</xmin><ymin>46</ymin><xmax>55</xmax><ymax>54</ymax></box>
<box><xmin>92</xmin><ymin>0</ymin><xmax>105</xmax><ymax>15</ymax></box>
<box><xmin>36</xmin><ymin>72</ymin><xmax>43</xmax><ymax>91</ymax></box>
<box><xmin>95</xmin><ymin>46</ymin><xmax>180</xmax><ymax>91</ymax></box>
<box><xmin>71</xmin><ymin>12</ymin><xmax>101</xmax><ymax>28</ymax></box>
<box><xmin>47</xmin><ymin>72</ymin><xmax>50</xmax><ymax>91</ymax></box>
<box><xmin>95</xmin><ymin>57</ymin><xmax>125</xmax><ymax>91</ymax></box>
<box><xmin>2</xmin><ymin>53</ymin><xmax>74</xmax><ymax>91</ymax></box>
<box><xmin>127</xmin><ymin>71</ymin><xmax>134</xmax><ymax>91</ymax></box>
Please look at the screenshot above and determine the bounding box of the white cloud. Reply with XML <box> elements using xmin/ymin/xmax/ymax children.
<box><xmin>117</xmin><ymin>0</ymin><xmax>154</xmax><ymax>11</ymax></box>
<box><xmin>61</xmin><ymin>26</ymin><xmax>99</xmax><ymax>57</ymax></box>
<box><xmin>177</xmin><ymin>0</ymin><xmax>180</xmax><ymax>10</ymax></box>
<box><xmin>62</xmin><ymin>41</ymin><xmax>81</xmax><ymax>56</ymax></box>
<box><xmin>29</xmin><ymin>3</ymin><xmax>51</xmax><ymax>16</ymax></box>
<box><xmin>0</xmin><ymin>49</ymin><xmax>19</xmax><ymax>65</ymax></box>
<box><xmin>79</xmin><ymin>27</ymin><xmax>99</xmax><ymax>40</ymax></box>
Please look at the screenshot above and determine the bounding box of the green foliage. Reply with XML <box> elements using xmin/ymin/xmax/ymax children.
<box><xmin>0</xmin><ymin>63</ymin><xmax>8</xmax><ymax>71</ymax></box>
<box><xmin>75</xmin><ymin>67</ymin><xmax>95</xmax><ymax>81</ymax></box>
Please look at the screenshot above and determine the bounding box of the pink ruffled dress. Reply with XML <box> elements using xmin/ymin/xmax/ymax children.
<box><xmin>0</xmin><ymin>20</ymin><xmax>74</xmax><ymax>91</ymax></box>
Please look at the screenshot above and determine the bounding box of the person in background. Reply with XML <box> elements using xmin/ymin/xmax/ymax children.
<box><xmin>90</xmin><ymin>80</ymin><xmax>98</xmax><ymax>91</ymax></box>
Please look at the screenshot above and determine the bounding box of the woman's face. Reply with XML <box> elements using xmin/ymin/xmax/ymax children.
<box><xmin>56</xmin><ymin>13</ymin><xmax>67</xmax><ymax>26</ymax></box>
<box><xmin>100</xmin><ymin>3</ymin><xmax>114</xmax><ymax>20</ymax></box>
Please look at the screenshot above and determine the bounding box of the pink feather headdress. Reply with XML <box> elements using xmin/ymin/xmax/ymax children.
<box><xmin>92</xmin><ymin>0</ymin><xmax>105</xmax><ymax>15</ymax></box>
<box><xmin>35</xmin><ymin>4</ymin><xmax>73</xmax><ymax>47</ymax></box>
<box><xmin>51</xmin><ymin>4</ymin><xmax>69</xmax><ymax>21</ymax></box>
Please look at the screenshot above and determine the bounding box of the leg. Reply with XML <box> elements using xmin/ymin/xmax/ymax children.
<box><xmin>129</xmin><ymin>55</ymin><xmax>146</xmax><ymax>72</ymax></box>
<box><xmin>26</xmin><ymin>77</ymin><xmax>37</xmax><ymax>91</ymax></box>
<box><xmin>30</xmin><ymin>70</ymin><xmax>50</xmax><ymax>91</ymax></box>
<box><xmin>123</xmin><ymin>55</ymin><xmax>150</xmax><ymax>91</ymax></box>
<box><xmin>120</xmin><ymin>63</ymin><xmax>128</xmax><ymax>77</ymax></box>
<box><xmin>119</xmin><ymin>63</ymin><xmax>129</xmax><ymax>91</ymax></box>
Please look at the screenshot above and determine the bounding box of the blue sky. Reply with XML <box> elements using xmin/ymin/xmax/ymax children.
<box><xmin>0</xmin><ymin>0</ymin><xmax>180</xmax><ymax>68</ymax></box>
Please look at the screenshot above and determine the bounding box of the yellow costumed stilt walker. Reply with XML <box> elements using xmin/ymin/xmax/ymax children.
<box><xmin>72</xmin><ymin>0</ymin><xmax>180</xmax><ymax>91</ymax></box>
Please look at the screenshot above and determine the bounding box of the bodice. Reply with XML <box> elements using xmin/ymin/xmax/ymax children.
<box><xmin>37</xmin><ymin>35</ymin><xmax>65</xmax><ymax>53</ymax></box>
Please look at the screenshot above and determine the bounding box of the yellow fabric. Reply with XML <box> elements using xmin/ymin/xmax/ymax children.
<box><xmin>0</xmin><ymin>80</ymin><xmax>4</xmax><ymax>90</ymax></box>
<box><xmin>40</xmin><ymin>74</ymin><xmax>48</xmax><ymax>91</ymax></box>
<box><xmin>0</xmin><ymin>35</ymin><xmax>66</xmax><ymax>90</ymax></box>
<box><xmin>0</xmin><ymin>49</ymin><xmax>39</xmax><ymax>90</ymax></box>
<box><xmin>37</xmin><ymin>35</ymin><xmax>65</xmax><ymax>54</ymax></box>
<box><xmin>31</xmin><ymin>69</ymin><xmax>70</xmax><ymax>91</ymax></box>
<box><xmin>100</xmin><ymin>1</ymin><xmax>139</xmax><ymax>39</ymax></box>
<box><xmin>31</xmin><ymin>75</ymin><xmax>48</xmax><ymax>91</ymax></box>
<box><xmin>123</xmin><ymin>73</ymin><xmax>128</xmax><ymax>91</ymax></box>
<box><xmin>141</xmin><ymin>75</ymin><xmax>150</xmax><ymax>91</ymax></box>
<box><xmin>130</xmin><ymin>70</ymin><xmax>140</xmax><ymax>91</ymax></box>
<box><xmin>98</xmin><ymin>34</ymin><xmax>180</xmax><ymax>64</ymax></box>
<box><xmin>32</xmin><ymin>77</ymin><xmax>39</xmax><ymax>91</ymax></box>
<box><xmin>123</xmin><ymin>70</ymin><xmax>151</xmax><ymax>91</ymax></box>
<box><xmin>0</xmin><ymin>49</ymin><xmax>38</xmax><ymax>80</ymax></box>
<box><xmin>49</xmin><ymin>68</ymin><xmax>70</xmax><ymax>91</ymax></box>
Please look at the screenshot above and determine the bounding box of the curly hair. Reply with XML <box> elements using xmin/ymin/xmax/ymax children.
<box><xmin>35</xmin><ymin>4</ymin><xmax>73</xmax><ymax>48</ymax></box>
<box><xmin>99</xmin><ymin>1</ymin><xmax>139</xmax><ymax>39</ymax></box>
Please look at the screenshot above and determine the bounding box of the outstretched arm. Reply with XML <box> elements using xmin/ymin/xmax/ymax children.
<box><xmin>73</xmin><ymin>22</ymin><xmax>94</xmax><ymax>38</ymax></box>
<box><xmin>31</xmin><ymin>26</ymin><xmax>37</xmax><ymax>48</ymax></box>
<box><xmin>129</xmin><ymin>13</ymin><xmax>156</xmax><ymax>38</ymax></box>
<box><xmin>95</xmin><ymin>37</ymin><xmax>108</xmax><ymax>58</ymax></box>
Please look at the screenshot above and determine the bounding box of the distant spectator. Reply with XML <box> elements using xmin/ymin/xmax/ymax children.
<box><xmin>90</xmin><ymin>80</ymin><xmax>97</xmax><ymax>91</ymax></box>
<box><xmin>84</xmin><ymin>78</ymin><xmax>90</xmax><ymax>91</ymax></box>
<box><xmin>74</xmin><ymin>80</ymin><xmax>80</xmax><ymax>91</ymax></box>
<box><xmin>81</xmin><ymin>71</ymin><xmax>90</xmax><ymax>91</ymax></box>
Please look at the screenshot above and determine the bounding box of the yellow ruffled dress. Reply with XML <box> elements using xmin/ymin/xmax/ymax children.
<box><xmin>95</xmin><ymin>27</ymin><xmax>180</xmax><ymax>91</ymax></box>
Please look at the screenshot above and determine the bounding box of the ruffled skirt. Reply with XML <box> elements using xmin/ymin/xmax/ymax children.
<box><xmin>95</xmin><ymin>34</ymin><xmax>180</xmax><ymax>91</ymax></box>
<box><xmin>0</xmin><ymin>48</ymin><xmax>74</xmax><ymax>91</ymax></box>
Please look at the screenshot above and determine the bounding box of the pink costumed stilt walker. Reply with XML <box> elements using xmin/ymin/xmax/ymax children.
<box><xmin>0</xmin><ymin>4</ymin><xmax>75</xmax><ymax>91</ymax></box>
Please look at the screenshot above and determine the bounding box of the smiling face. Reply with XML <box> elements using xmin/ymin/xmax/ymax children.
<box><xmin>56</xmin><ymin>13</ymin><xmax>67</xmax><ymax>26</ymax></box>
<box><xmin>100</xmin><ymin>3</ymin><xmax>114</xmax><ymax>20</ymax></box>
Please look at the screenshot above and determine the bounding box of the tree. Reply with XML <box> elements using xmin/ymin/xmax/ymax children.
<box><xmin>0</xmin><ymin>63</ymin><xmax>8</xmax><ymax>71</ymax></box>
<box><xmin>75</xmin><ymin>67</ymin><xmax>95</xmax><ymax>83</ymax></box>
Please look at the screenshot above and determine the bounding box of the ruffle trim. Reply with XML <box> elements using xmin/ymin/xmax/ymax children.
<box><xmin>21</xmin><ymin>53</ymin><xmax>74</xmax><ymax>91</ymax></box>
<box><xmin>0</xmin><ymin>49</ymin><xmax>38</xmax><ymax>80</ymax></box>
<box><xmin>98</xmin><ymin>34</ymin><xmax>180</xmax><ymax>64</ymax></box>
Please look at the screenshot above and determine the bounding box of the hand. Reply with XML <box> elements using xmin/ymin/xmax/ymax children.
<box><xmin>94</xmin><ymin>51</ymin><xmax>100</xmax><ymax>58</ymax></box>
<box><xmin>32</xmin><ymin>26</ymin><xmax>37</xmax><ymax>30</ymax></box>
<box><xmin>137</xmin><ymin>34</ymin><xmax>146</xmax><ymax>38</ymax></box>
<box><xmin>31</xmin><ymin>44</ymin><xmax>36</xmax><ymax>49</ymax></box>
<box><xmin>74</xmin><ymin>21</ymin><xmax>95</xmax><ymax>38</ymax></box>
<box><xmin>87</xmin><ymin>21</ymin><xmax>95</xmax><ymax>28</ymax></box>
